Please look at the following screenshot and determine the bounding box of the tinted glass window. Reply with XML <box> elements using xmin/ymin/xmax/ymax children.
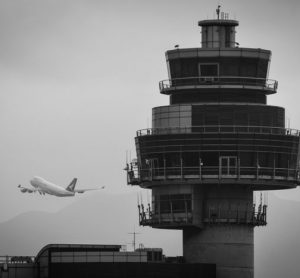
<box><xmin>199</xmin><ymin>64</ymin><xmax>218</xmax><ymax>76</ymax></box>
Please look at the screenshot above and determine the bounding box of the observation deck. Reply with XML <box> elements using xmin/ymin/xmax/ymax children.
<box><xmin>136</xmin><ymin>125</ymin><xmax>299</xmax><ymax>136</ymax></box>
<box><xmin>159</xmin><ymin>76</ymin><xmax>278</xmax><ymax>95</ymax></box>
<box><xmin>126</xmin><ymin>126</ymin><xmax>300</xmax><ymax>190</ymax></box>
<box><xmin>138</xmin><ymin>202</ymin><xmax>267</xmax><ymax>229</ymax></box>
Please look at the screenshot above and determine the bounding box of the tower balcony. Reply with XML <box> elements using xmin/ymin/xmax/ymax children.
<box><xmin>127</xmin><ymin>163</ymin><xmax>299</xmax><ymax>190</ymax></box>
<box><xmin>128</xmin><ymin>126</ymin><xmax>300</xmax><ymax>190</ymax></box>
<box><xmin>159</xmin><ymin>76</ymin><xmax>278</xmax><ymax>95</ymax></box>
<box><xmin>136</xmin><ymin>125</ymin><xmax>299</xmax><ymax>137</ymax></box>
<box><xmin>138</xmin><ymin>201</ymin><xmax>267</xmax><ymax>229</ymax></box>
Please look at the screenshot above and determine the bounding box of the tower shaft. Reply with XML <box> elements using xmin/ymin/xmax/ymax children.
<box><xmin>184</xmin><ymin>225</ymin><xmax>253</xmax><ymax>278</ymax></box>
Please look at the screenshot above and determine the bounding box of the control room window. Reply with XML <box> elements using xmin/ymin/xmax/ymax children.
<box><xmin>159</xmin><ymin>194</ymin><xmax>192</xmax><ymax>214</ymax></box>
<box><xmin>199</xmin><ymin>63</ymin><xmax>219</xmax><ymax>77</ymax></box>
<box><xmin>225</xmin><ymin>26</ymin><xmax>232</xmax><ymax>47</ymax></box>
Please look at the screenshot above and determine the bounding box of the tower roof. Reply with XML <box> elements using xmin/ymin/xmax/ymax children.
<box><xmin>198</xmin><ymin>19</ymin><xmax>239</xmax><ymax>27</ymax></box>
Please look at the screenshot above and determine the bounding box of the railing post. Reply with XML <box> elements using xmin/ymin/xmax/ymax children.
<box><xmin>252</xmin><ymin>203</ymin><xmax>256</xmax><ymax>225</ymax></box>
<box><xmin>263</xmin><ymin>205</ymin><xmax>267</xmax><ymax>224</ymax></box>
<box><xmin>185</xmin><ymin>200</ymin><xmax>188</xmax><ymax>224</ymax></box>
<box><xmin>164</xmin><ymin>159</ymin><xmax>166</xmax><ymax>180</ymax></box>
<box><xmin>138</xmin><ymin>205</ymin><xmax>141</xmax><ymax>224</ymax></box>
<box><xmin>287</xmin><ymin>160</ymin><xmax>290</xmax><ymax>180</ymax></box>
<box><xmin>273</xmin><ymin>158</ymin><xmax>276</xmax><ymax>180</ymax></box>
<box><xmin>170</xmin><ymin>201</ymin><xmax>174</xmax><ymax>223</ymax></box>
<box><xmin>256</xmin><ymin>155</ymin><xmax>259</xmax><ymax>180</ymax></box>
<box><xmin>199</xmin><ymin>158</ymin><xmax>202</xmax><ymax>180</ymax></box>
<box><xmin>218</xmin><ymin>157</ymin><xmax>221</xmax><ymax>180</ymax></box>
<box><xmin>180</xmin><ymin>157</ymin><xmax>183</xmax><ymax>180</ymax></box>
<box><xmin>237</xmin><ymin>157</ymin><xmax>240</xmax><ymax>180</ymax></box>
<box><xmin>137</xmin><ymin>163</ymin><xmax>141</xmax><ymax>180</ymax></box>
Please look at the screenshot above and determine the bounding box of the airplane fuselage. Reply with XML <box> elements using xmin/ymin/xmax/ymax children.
<box><xmin>30</xmin><ymin>176</ymin><xmax>75</xmax><ymax>197</ymax></box>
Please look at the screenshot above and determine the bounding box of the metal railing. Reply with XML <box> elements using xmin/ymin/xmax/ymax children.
<box><xmin>127</xmin><ymin>165</ymin><xmax>299</xmax><ymax>185</ymax></box>
<box><xmin>138</xmin><ymin>203</ymin><xmax>267</xmax><ymax>227</ymax></box>
<box><xmin>0</xmin><ymin>256</ymin><xmax>35</xmax><ymax>264</ymax></box>
<box><xmin>136</xmin><ymin>125</ymin><xmax>300</xmax><ymax>137</ymax></box>
<box><xmin>140</xmin><ymin>215</ymin><xmax>193</xmax><ymax>227</ymax></box>
<box><xmin>159</xmin><ymin>76</ymin><xmax>278</xmax><ymax>92</ymax></box>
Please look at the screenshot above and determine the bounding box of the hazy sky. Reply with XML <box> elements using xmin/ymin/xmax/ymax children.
<box><xmin>0</xmin><ymin>0</ymin><xmax>299</xmax><ymax>220</ymax></box>
<box><xmin>0</xmin><ymin>1</ymin><xmax>300</xmax><ymax>278</ymax></box>
<box><xmin>0</xmin><ymin>0</ymin><xmax>300</xmax><ymax>266</ymax></box>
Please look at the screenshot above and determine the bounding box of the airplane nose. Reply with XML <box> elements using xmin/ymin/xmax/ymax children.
<box><xmin>30</xmin><ymin>179</ymin><xmax>36</xmax><ymax>187</ymax></box>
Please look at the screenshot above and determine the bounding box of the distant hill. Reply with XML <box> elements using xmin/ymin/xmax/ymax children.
<box><xmin>0</xmin><ymin>192</ymin><xmax>181</xmax><ymax>256</ymax></box>
<box><xmin>0</xmin><ymin>192</ymin><xmax>300</xmax><ymax>278</ymax></box>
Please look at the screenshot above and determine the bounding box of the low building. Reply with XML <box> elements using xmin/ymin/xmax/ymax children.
<box><xmin>0</xmin><ymin>244</ymin><xmax>216</xmax><ymax>278</ymax></box>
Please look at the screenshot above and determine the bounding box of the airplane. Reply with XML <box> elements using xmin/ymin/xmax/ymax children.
<box><xmin>18</xmin><ymin>176</ymin><xmax>105</xmax><ymax>197</ymax></box>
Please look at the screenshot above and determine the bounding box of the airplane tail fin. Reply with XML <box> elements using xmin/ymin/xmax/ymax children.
<box><xmin>66</xmin><ymin>178</ymin><xmax>77</xmax><ymax>192</ymax></box>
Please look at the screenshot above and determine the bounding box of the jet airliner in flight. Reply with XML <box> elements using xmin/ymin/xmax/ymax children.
<box><xmin>18</xmin><ymin>176</ymin><xmax>105</xmax><ymax>197</ymax></box>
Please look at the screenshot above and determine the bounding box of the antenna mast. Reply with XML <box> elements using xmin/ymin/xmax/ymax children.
<box><xmin>216</xmin><ymin>5</ymin><xmax>221</xmax><ymax>20</ymax></box>
<box><xmin>128</xmin><ymin>227</ymin><xmax>140</xmax><ymax>251</ymax></box>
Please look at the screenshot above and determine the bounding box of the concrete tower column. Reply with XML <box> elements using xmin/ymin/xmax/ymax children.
<box><xmin>184</xmin><ymin>184</ymin><xmax>254</xmax><ymax>278</ymax></box>
<box><xmin>183</xmin><ymin>226</ymin><xmax>253</xmax><ymax>278</ymax></box>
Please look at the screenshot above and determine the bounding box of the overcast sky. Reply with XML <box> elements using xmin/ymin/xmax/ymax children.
<box><xmin>0</xmin><ymin>0</ymin><xmax>300</xmax><ymax>268</ymax></box>
<box><xmin>0</xmin><ymin>0</ymin><xmax>299</xmax><ymax>220</ymax></box>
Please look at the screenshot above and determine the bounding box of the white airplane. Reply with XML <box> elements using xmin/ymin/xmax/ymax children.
<box><xmin>18</xmin><ymin>176</ymin><xmax>105</xmax><ymax>197</ymax></box>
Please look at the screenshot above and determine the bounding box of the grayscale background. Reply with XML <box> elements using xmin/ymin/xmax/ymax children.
<box><xmin>0</xmin><ymin>1</ymin><xmax>299</xmax><ymax>277</ymax></box>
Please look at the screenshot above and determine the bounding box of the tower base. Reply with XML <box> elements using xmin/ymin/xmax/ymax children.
<box><xmin>183</xmin><ymin>225</ymin><xmax>254</xmax><ymax>278</ymax></box>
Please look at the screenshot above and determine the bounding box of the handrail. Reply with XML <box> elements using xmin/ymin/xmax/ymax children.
<box><xmin>136</xmin><ymin>125</ymin><xmax>300</xmax><ymax>137</ymax></box>
<box><xmin>159</xmin><ymin>76</ymin><xmax>278</xmax><ymax>92</ymax></box>
<box><xmin>127</xmin><ymin>165</ymin><xmax>299</xmax><ymax>185</ymax></box>
<box><xmin>138</xmin><ymin>202</ymin><xmax>267</xmax><ymax>227</ymax></box>
<box><xmin>0</xmin><ymin>256</ymin><xmax>35</xmax><ymax>264</ymax></box>
<box><xmin>138</xmin><ymin>166</ymin><xmax>298</xmax><ymax>175</ymax></box>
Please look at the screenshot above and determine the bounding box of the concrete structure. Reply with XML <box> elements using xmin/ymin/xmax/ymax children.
<box><xmin>126</xmin><ymin>10</ymin><xmax>300</xmax><ymax>278</ymax></box>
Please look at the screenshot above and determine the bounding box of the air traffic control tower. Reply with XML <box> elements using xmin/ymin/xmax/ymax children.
<box><xmin>126</xmin><ymin>9</ymin><xmax>300</xmax><ymax>278</ymax></box>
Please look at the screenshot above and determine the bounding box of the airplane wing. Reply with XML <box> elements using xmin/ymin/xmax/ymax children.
<box><xmin>74</xmin><ymin>186</ymin><xmax>105</xmax><ymax>194</ymax></box>
<box><xmin>18</xmin><ymin>185</ymin><xmax>46</xmax><ymax>195</ymax></box>
<box><xmin>18</xmin><ymin>185</ymin><xmax>37</xmax><ymax>193</ymax></box>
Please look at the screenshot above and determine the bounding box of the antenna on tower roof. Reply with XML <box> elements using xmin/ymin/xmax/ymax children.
<box><xmin>216</xmin><ymin>5</ymin><xmax>221</xmax><ymax>20</ymax></box>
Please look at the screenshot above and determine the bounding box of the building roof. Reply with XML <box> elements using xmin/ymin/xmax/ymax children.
<box><xmin>36</xmin><ymin>244</ymin><xmax>122</xmax><ymax>260</ymax></box>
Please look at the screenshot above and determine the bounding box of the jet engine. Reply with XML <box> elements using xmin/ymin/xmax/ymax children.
<box><xmin>20</xmin><ymin>188</ymin><xmax>33</xmax><ymax>193</ymax></box>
